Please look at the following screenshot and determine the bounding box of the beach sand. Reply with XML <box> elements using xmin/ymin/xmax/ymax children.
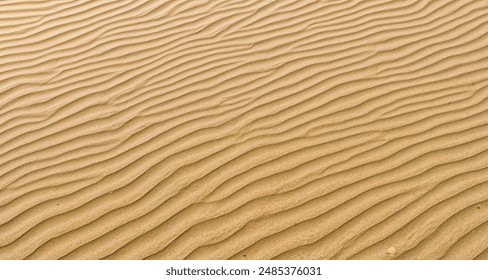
<box><xmin>0</xmin><ymin>0</ymin><xmax>487</xmax><ymax>260</ymax></box>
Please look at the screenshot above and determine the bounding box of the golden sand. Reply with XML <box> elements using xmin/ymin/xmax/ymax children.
<box><xmin>0</xmin><ymin>0</ymin><xmax>487</xmax><ymax>260</ymax></box>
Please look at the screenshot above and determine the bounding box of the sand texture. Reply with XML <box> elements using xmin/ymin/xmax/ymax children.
<box><xmin>1</xmin><ymin>0</ymin><xmax>488</xmax><ymax>260</ymax></box>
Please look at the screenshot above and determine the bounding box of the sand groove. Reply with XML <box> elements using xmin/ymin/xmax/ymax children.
<box><xmin>0</xmin><ymin>0</ymin><xmax>487</xmax><ymax>260</ymax></box>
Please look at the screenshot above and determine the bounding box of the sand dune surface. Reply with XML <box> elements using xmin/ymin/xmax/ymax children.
<box><xmin>0</xmin><ymin>0</ymin><xmax>488</xmax><ymax>260</ymax></box>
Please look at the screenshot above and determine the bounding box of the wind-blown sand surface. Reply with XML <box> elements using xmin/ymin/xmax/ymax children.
<box><xmin>0</xmin><ymin>0</ymin><xmax>487</xmax><ymax>260</ymax></box>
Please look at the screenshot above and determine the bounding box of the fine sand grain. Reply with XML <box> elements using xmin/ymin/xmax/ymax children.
<box><xmin>1</xmin><ymin>0</ymin><xmax>488</xmax><ymax>260</ymax></box>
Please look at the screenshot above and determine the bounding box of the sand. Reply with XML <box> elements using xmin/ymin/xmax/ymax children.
<box><xmin>0</xmin><ymin>0</ymin><xmax>487</xmax><ymax>260</ymax></box>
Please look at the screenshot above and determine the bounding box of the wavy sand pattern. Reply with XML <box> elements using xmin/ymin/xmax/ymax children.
<box><xmin>0</xmin><ymin>0</ymin><xmax>488</xmax><ymax>260</ymax></box>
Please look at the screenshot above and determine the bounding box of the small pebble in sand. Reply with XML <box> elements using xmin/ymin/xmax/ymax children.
<box><xmin>242</xmin><ymin>253</ymin><xmax>247</xmax><ymax>257</ymax></box>
<box><xmin>387</xmin><ymin>247</ymin><xmax>397</xmax><ymax>255</ymax></box>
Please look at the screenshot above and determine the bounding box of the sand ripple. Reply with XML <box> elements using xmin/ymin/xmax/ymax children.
<box><xmin>0</xmin><ymin>0</ymin><xmax>487</xmax><ymax>260</ymax></box>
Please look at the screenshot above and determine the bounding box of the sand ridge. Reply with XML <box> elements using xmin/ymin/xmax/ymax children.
<box><xmin>0</xmin><ymin>0</ymin><xmax>488</xmax><ymax>260</ymax></box>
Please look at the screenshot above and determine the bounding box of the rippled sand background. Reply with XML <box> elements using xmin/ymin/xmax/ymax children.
<box><xmin>1</xmin><ymin>0</ymin><xmax>488</xmax><ymax>260</ymax></box>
